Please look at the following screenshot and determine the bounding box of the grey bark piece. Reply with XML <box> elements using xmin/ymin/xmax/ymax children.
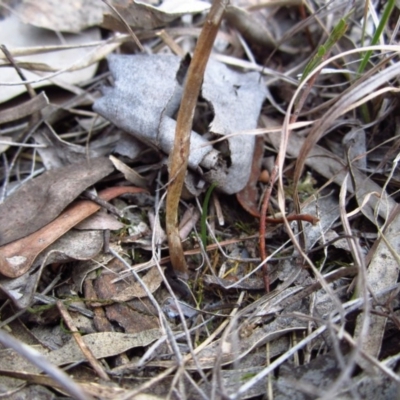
<box><xmin>93</xmin><ymin>54</ymin><xmax>217</xmax><ymax>172</ymax></box>
<box><xmin>202</xmin><ymin>59</ymin><xmax>267</xmax><ymax>193</ymax></box>
<box><xmin>93</xmin><ymin>54</ymin><xmax>267</xmax><ymax>194</ymax></box>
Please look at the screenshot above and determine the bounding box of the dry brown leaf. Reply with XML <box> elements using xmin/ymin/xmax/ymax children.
<box><xmin>273</xmin><ymin>352</ymin><xmax>344</xmax><ymax>399</ymax></box>
<box><xmin>2</xmin><ymin>377</ymin><xmax>56</xmax><ymax>399</ymax></box>
<box><xmin>0</xmin><ymin>268</ymin><xmax>43</xmax><ymax>309</ymax></box>
<box><xmin>0</xmin><ymin>345</ymin><xmax>48</xmax><ymax>374</ymax></box>
<box><xmin>111</xmin><ymin>267</ymin><xmax>164</xmax><ymax>302</ymax></box>
<box><xmin>0</xmin><ymin>186</ymin><xmax>146</xmax><ymax>278</ymax></box>
<box><xmin>209</xmin><ymin>367</ymin><xmax>265</xmax><ymax>400</ymax></box>
<box><xmin>0</xmin><ymin>157</ymin><xmax>114</xmax><ymax>246</ymax></box>
<box><xmin>225</xmin><ymin>5</ymin><xmax>276</xmax><ymax>49</ymax></box>
<box><xmin>33</xmin><ymin>125</ymin><xmax>122</xmax><ymax>170</ymax></box>
<box><xmin>72</xmin><ymin>250</ymin><xmax>117</xmax><ymax>293</ymax></box>
<box><xmin>152</xmin><ymin>325</ymin><xmax>297</xmax><ymax>371</ymax></box>
<box><xmin>203</xmin><ymin>275</ymin><xmax>264</xmax><ymax>290</ymax></box>
<box><xmin>94</xmin><ymin>264</ymin><xmax>159</xmax><ymax>333</ymax></box>
<box><xmin>109</xmin><ymin>155</ymin><xmax>148</xmax><ymax>188</ymax></box>
<box><xmin>105</xmin><ymin>303</ymin><xmax>159</xmax><ymax>334</ymax></box>
<box><xmin>47</xmin><ymin>330</ymin><xmax>161</xmax><ymax>366</ymax></box>
<box><xmin>0</xmin><ymin>330</ymin><xmax>160</xmax><ymax>371</ymax></box>
<box><xmin>34</xmin><ymin>230</ymin><xmax>105</xmax><ymax>266</ymax></box>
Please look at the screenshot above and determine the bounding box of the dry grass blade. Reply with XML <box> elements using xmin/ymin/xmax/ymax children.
<box><xmin>290</xmin><ymin>47</ymin><xmax>400</xmax><ymax>204</ymax></box>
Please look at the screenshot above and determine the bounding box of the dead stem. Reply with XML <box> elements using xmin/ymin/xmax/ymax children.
<box><xmin>166</xmin><ymin>0</ymin><xmax>229</xmax><ymax>277</ymax></box>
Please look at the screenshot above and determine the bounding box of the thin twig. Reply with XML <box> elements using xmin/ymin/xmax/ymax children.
<box><xmin>56</xmin><ymin>301</ymin><xmax>110</xmax><ymax>381</ymax></box>
<box><xmin>81</xmin><ymin>190</ymin><xmax>123</xmax><ymax>218</ymax></box>
<box><xmin>101</xmin><ymin>0</ymin><xmax>144</xmax><ymax>52</ymax></box>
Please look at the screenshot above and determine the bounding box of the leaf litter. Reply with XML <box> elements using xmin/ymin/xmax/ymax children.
<box><xmin>0</xmin><ymin>1</ymin><xmax>400</xmax><ymax>399</ymax></box>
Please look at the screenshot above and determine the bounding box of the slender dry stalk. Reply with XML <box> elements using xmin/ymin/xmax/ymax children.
<box><xmin>57</xmin><ymin>301</ymin><xmax>110</xmax><ymax>381</ymax></box>
<box><xmin>166</xmin><ymin>0</ymin><xmax>229</xmax><ymax>277</ymax></box>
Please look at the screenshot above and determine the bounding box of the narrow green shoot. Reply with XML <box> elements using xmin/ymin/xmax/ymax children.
<box><xmin>358</xmin><ymin>0</ymin><xmax>395</xmax><ymax>122</ymax></box>
<box><xmin>201</xmin><ymin>182</ymin><xmax>218</xmax><ymax>248</ymax></box>
<box><xmin>300</xmin><ymin>16</ymin><xmax>349</xmax><ymax>83</ymax></box>
<box><xmin>358</xmin><ymin>0</ymin><xmax>396</xmax><ymax>74</ymax></box>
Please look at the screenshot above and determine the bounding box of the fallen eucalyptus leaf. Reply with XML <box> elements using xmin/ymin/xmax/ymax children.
<box><xmin>342</xmin><ymin>127</ymin><xmax>367</xmax><ymax>170</ymax></box>
<box><xmin>15</xmin><ymin>0</ymin><xmax>106</xmax><ymax>33</ymax></box>
<box><xmin>0</xmin><ymin>14</ymin><xmax>101</xmax><ymax>102</ymax></box>
<box><xmin>102</xmin><ymin>0</ymin><xmax>210</xmax><ymax>31</ymax></box>
<box><xmin>162</xmin><ymin>298</ymin><xmax>199</xmax><ymax>319</ymax></box>
<box><xmin>225</xmin><ymin>5</ymin><xmax>276</xmax><ymax>49</ymax></box>
<box><xmin>34</xmin><ymin>230</ymin><xmax>105</xmax><ymax>266</ymax></box>
<box><xmin>111</xmin><ymin>267</ymin><xmax>164</xmax><ymax>302</ymax></box>
<box><xmin>114</xmin><ymin>131</ymin><xmax>147</xmax><ymax>160</ymax></box>
<box><xmin>210</xmin><ymin>367</ymin><xmax>265</xmax><ymax>400</ymax></box>
<box><xmin>354</xmin><ymin>205</ymin><xmax>400</xmax><ymax>366</ymax></box>
<box><xmin>0</xmin><ymin>186</ymin><xmax>146</xmax><ymax>278</ymax></box>
<box><xmin>0</xmin><ymin>157</ymin><xmax>114</xmax><ymax>246</ymax></box>
<box><xmin>0</xmin><ymin>330</ymin><xmax>160</xmax><ymax>372</ymax></box>
<box><xmin>273</xmin><ymin>353</ymin><xmax>343</xmax><ymax>399</ymax></box>
<box><xmin>72</xmin><ymin>248</ymin><xmax>117</xmax><ymax>293</ymax></box>
<box><xmin>47</xmin><ymin>330</ymin><xmax>161</xmax><ymax>366</ymax></box>
<box><xmin>203</xmin><ymin>275</ymin><xmax>264</xmax><ymax>290</ymax></box>
<box><xmin>33</xmin><ymin>125</ymin><xmax>122</xmax><ymax>170</ymax></box>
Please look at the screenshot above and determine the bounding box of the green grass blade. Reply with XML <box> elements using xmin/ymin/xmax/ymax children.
<box><xmin>300</xmin><ymin>16</ymin><xmax>349</xmax><ymax>83</ymax></box>
<box><xmin>358</xmin><ymin>0</ymin><xmax>396</xmax><ymax>74</ymax></box>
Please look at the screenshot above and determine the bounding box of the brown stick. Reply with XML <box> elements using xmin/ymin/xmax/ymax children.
<box><xmin>166</xmin><ymin>0</ymin><xmax>229</xmax><ymax>277</ymax></box>
<box><xmin>57</xmin><ymin>301</ymin><xmax>110</xmax><ymax>381</ymax></box>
